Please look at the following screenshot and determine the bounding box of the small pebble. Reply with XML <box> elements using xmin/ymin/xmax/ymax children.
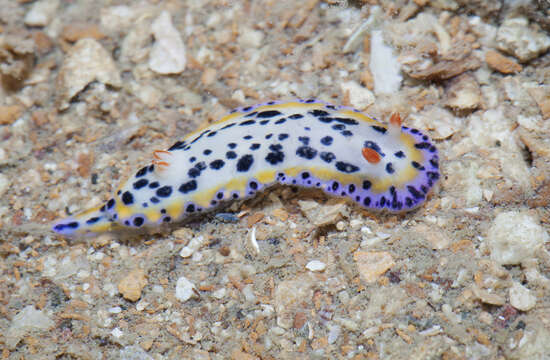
<box><xmin>179</xmin><ymin>235</ymin><xmax>206</xmax><ymax>258</ymax></box>
<box><xmin>419</xmin><ymin>325</ymin><xmax>441</xmax><ymax>336</ymax></box>
<box><xmin>215</xmin><ymin>213</ymin><xmax>239</xmax><ymax>223</ymax></box>
<box><xmin>175</xmin><ymin>276</ymin><xmax>197</xmax><ymax>302</ymax></box>
<box><xmin>478</xmin><ymin>311</ymin><xmax>493</xmax><ymax>326</ymax></box>
<box><xmin>108</xmin><ymin>306</ymin><xmax>122</xmax><ymax>314</ymax></box>
<box><xmin>24</xmin><ymin>0</ymin><xmax>59</xmax><ymax>27</ymax></box>
<box><xmin>212</xmin><ymin>288</ymin><xmax>226</xmax><ymax>299</ymax></box>
<box><xmin>305</xmin><ymin>260</ymin><xmax>327</xmax><ymax>272</ymax></box>
<box><xmin>172</xmin><ymin>227</ymin><xmax>194</xmax><ymax>241</ymax></box>
<box><xmin>298</xmin><ymin>200</ymin><xmax>345</xmax><ymax>227</ymax></box>
<box><xmin>509</xmin><ymin>281</ymin><xmax>536</xmax><ymax>311</ymax></box>
<box><xmin>136</xmin><ymin>301</ymin><xmax>148</xmax><ymax>311</ymax></box>
<box><xmin>471</xmin><ymin>285</ymin><xmax>505</xmax><ymax>306</ymax></box>
<box><xmin>445</xmin><ymin>74</ymin><xmax>481</xmax><ymax>111</ymax></box>
<box><xmin>0</xmin><ymin>105</ymin><xmax>23</xmax><ymax>125</ymax></box>
<box><xmin>349</xmin><ymin>219</ymin><xmax>363</xmax><ymax>229</ymax></box>
<box><xmin>360</xmin><ymin>226</ymin><xmax>372</xmax><ymax>235</ymax></box>
<box><xmin>111</xmin><ymin>328</ymin><xmax>123</xmax><ymax>338</ymax></box>
<box><xmin>353</xmin><ymin>251</ymin><xmax>395</xmax><ymax>283</ymax></box>
<box><xmin>340</xmin><ymin>80</ymin><xmax>374</xmax><ymax>110</ymax></box>
<box><xmin>485</xmin><ymin>50</ymin><xmax>522</xmax><ymax>74</ymax></box>
<box><xmin>118</xmin><ymin>268</ymin><xmax>147</xmax><ymax>302</ymax></box>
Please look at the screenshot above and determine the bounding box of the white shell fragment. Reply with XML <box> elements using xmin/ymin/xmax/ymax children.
<box><xmin>340</xmin><ymin>80</ymin><xmax>375</xmax><ymax>110</ymax></box>
<box><xmin>24</xmin><ymin>0</ymin><xmax>59</xmax><ymax>27</ymax></box>
<box><xmin>179</xmin><ymin>235</ymin><xmax>206</xmax><ymax>258</ymax></box>
<box><xmin>248</xmin><ymin>226</ymin><xmax>260</xmax><ymax>254</ymax></box>
<box><xmin>305</xmin><ymin>260</ymin><xmax>327</xmax><ymax>272</ymax></box>
<box><xmin>509</xmin><ymin>282</ymin><xmax>536</xmax><ymax>311</ymax></box>
<box><xmin>175</xmin><ymin>276</ymin><xmax>197</xmax><ymax>302</ymax></box>
<box><xmin>149</xmin><ymin>11</ymin><xmax>187</xmax><ymax>74</ymax></box>
<box><xmin>369</xmin><ymin>30</ymin><xmax>402</xmax><ymax>95</ymax></box>
<box><xmin>57</xmin><ymin>39</ymin><xmax>121</xmax><ymax>110</ymax></box>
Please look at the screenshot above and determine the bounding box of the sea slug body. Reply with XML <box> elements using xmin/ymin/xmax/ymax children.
<box><xmin>53</xmin><ymin>99</ymin><xmax>440</xmax><ymax>236</ymax></box>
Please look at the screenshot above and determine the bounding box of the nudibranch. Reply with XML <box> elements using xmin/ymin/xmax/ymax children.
<box><xmin>53</xmin><ymin>99</ymin><xmax>439</xmax><ymax>236</ymax></box>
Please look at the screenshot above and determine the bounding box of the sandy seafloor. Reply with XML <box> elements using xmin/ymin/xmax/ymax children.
<box><xmin>0</xmin><ymin>0</ymin><xmax>550</xmax><ymax>359</ymax></box>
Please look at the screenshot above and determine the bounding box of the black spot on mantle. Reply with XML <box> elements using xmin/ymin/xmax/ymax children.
<box><xmin>296</xmin><ymin>146</ymin><xmax>317</xmax><ymax>160</ymax></box>
<box><xmin>236</xmin><ymin>154</ymin><xmax>254</xmax><ymax>172</ymax></box>
<box><xmin>335</xmin><ymin>161</ymin><xmax>359</xmax><ymax>173</ymax></box>
<box><xmin>257</xmin><ymin>110</ymin><xmax>282</xmax><ymax>118</ymax></box>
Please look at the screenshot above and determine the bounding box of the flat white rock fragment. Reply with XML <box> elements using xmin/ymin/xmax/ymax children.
<box><xmin>24</xmin><ymin>0</ymin><xmax>60</xmax><ymax>27</ymax></box>
<box><xmin>487</xmin><ymin>211</ymin><xmax>549</xmax><ymax>265</ymax></box>
<box><xmin>57</xmin><ymin>38</ymin><xmax>121</xmax><ymax>110</ymax></box>
<box><xmin>179</xmin><ymin>235</ymin><xmax>205</xmax><ymax>258</ymax></box>
<box><xmin>6</xmin><ymin>306</ymin><xmax>55</xmax><ymax>349</ymax></box>
<box><xmin>369</xmin><ymin>30</ymin><xmax>402</xmax><ymax>95</ymax></box>
<box><xmin>340</xmin><ymin>80</ymin><xmax>374</xmax><ymax>110</ymax></box>
<box><xmin>445</xmin><ymin>74</ymin><xmax>481</xmax><ymax>111</ymax></box>
<box><xmin>306</xmin><ymin>260</ymin><xmax>327</xmax><ymax>272</ymax></box>
<box><xmin>354</xmin><ymin>251</ymin><xmax>395</xmax><ymax>283</ymax></box>
<box><xmin>496</xmin><ymin>18</ymin><xmax>550</xmax><ymax>62</ymax></box>
<box><xmin>111</xmin><ymin>327</ymin><xmax>123</xmax><ymax>339</ymax></box>
<box><xmin>149</xmin><ymin>11</ymin><xmax>186</xmax><ymax>74</ymax></box>
<box><xmin>175</xmin><ymin>276</ymin><xmax>197</xmax><ymax>302</ymax></box>
<box><xmin>509</xmin><ymin>281</ymin><xmax>536</xmax><ymax>311</ymax></box>
<box><xmin>298</xmin><ymin>200</ymin><xmax>346</xmax><ymax>227</ymax></box>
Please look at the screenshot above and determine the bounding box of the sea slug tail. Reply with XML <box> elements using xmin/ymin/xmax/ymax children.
<box><xmin>52</xmin><ymin>203</ymin><xmax>113</xmax><ymax>236</ymax></box>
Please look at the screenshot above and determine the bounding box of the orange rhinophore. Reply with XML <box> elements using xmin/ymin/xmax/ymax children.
<box><xmin>152</xmin><ymin>150</ymin><xmax>171</xmax><ymax>169</ymax></box>
<box><xmin>389</xmin><ymin>112</ymin><xmax>402</xmax><ymax>127</ymax></box>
